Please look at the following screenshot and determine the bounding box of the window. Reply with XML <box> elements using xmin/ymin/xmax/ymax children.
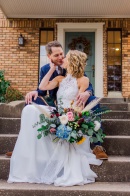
<box><xmin>39</xmin><ymin>29</ymin><xmax>54</xmax><ymax>69</ymax></box>
<box><xmin>107</xmin><ymin>29</ymin><xmax>122</xmax><ymax>91</ymax></box>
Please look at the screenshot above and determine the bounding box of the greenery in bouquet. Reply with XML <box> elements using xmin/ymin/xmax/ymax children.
<box><xmin>33</xmin><ymin>98</ymin><xmax>111</xmax><ymax>145</ymax></box>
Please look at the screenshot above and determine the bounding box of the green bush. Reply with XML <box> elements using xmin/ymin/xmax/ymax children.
<box><xmin>0</xmin><ymin>70</ymin><xmax>10</xmax><ymax>102</ymax></box>
<box><xmin>5</xmin><ymin>86</ymin><xmax>24</xmax><ymax>103</ymax></box>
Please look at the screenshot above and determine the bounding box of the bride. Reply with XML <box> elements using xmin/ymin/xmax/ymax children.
<box><xmin>8</xmin><ymin>50</ymin><xmax>102</xmax><ymax>186</ymax></box>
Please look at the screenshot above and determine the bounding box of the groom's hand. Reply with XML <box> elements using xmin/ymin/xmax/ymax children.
<box><xmin>76</xmin><ymin>91</ymin><xmax>91</xmax><ymax>107</ymax></box>
<box><xmin>25</xmin><ymin>91</ymin><xmax>38</xmax><ymax>104</ymax></box>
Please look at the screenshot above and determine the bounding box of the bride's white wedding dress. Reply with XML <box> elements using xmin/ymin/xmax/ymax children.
<box><xmin>8</xmin><ymin>74</ymin><xmax>102</xmax><ymax>186</ymax></box>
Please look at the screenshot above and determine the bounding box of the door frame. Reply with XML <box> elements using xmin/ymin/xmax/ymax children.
<box><xmin>57</xmin><ymin>22</ymin><xmax>104</xmax><ymax>97</ymax></box>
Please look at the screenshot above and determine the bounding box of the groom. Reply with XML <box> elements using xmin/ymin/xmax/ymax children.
<box><xmin>6</xmin><ymin>40</ymin><xmax>108</xmax><ymax>160</ymax></box>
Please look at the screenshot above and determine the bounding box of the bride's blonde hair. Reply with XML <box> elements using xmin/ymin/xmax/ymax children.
<box><xmin>67</xmin><ymin>50</ymin><xmax>87</xmax><ymax>78</ymax></box>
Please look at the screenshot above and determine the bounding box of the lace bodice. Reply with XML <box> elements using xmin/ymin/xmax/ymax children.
<box><xmin>57</xmin><ymin>74</ymin><xmax>79</xmax><ymax>108</ymax></box>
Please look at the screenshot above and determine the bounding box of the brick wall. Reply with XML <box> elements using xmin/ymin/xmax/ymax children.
<box><xmin>0</xmin><ymin>8</ymin><xmax>130</xmax><ymax>97</ymax></box>
<box><xmin>0</xmin><ymin>10</ymin><xmax>40</xmax><ymax>94</ymax></box>
<box><xmin>122</xmin><ymin>21</ymin><xmax>130</xmax><ymax>97</ymax></box>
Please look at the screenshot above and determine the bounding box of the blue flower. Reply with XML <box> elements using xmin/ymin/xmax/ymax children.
<box><xmin>56</xmin><ymin>125</ymin><xmax>72</xmax><ymax>139</ymax></box>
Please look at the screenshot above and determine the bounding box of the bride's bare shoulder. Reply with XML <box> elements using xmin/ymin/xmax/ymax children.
<box><xmin>77</xmin><ymin>76</ymin><xmax>89</xmax><ymax>90</ymax></box>
<box><xmin>78</xmin><ymin>76</ymin><xmax>89</xmax><ymax>84</ymax></box>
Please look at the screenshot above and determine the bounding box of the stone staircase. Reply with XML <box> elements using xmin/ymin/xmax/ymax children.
<box><xmin>0</xmin><ymin>99</ymin><xmax>130</xmax><ymax>195</ymax></box>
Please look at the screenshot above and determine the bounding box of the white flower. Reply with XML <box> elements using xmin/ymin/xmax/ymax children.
<box><xmin>94</xmin><ymin>121</ymin><xmax>101</xmax><ymax>131</ymax></box>
<box><xmin>59</xmin><ymin>114</ymin><xmax>68</xmax><ymax>125</ymax></box>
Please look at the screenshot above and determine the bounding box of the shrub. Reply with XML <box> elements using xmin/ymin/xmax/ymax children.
<box><xmin>5</xmin><ymin>86</ymin><xmax>24</xmax><ymax>103</ymax></box>
<box><xmin>0</xmin><ymin>70</ymin><xmax>10</xmax><ymax>102</ymax></box>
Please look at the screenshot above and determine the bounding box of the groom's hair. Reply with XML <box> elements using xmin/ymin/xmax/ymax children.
<box><xmin>45</xmin><ymin>41</ymin><xmax>62</xmax><ymax>55</ymax></box>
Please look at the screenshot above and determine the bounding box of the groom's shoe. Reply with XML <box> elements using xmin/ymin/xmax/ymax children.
<box><xmin>93</xmin><ymin>145</ymin><xmax>108</xmax><ymax>160</ymax></box>
<box><xmin>5</xmin><ymin>151</ymin><xmax>12</xmax><ymax>158</ymax></box>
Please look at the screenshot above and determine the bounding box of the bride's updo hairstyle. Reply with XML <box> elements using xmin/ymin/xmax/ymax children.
<box><xmin>67</xmin><ymin>50</ymin><xmax>87</xmax><ymax>78</ymax></box>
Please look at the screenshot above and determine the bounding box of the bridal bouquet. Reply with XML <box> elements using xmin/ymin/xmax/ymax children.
<box><xmin>33</xmin><ymin>98</ymin><xmax>111</xmax><ymax>145</ymax></box>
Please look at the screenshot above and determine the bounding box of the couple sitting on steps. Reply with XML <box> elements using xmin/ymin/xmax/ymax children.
<box><xmin>7</xmin><ymin>41</ymin><xmax>108</xmax><ymax>186</ymax></box>
<box><xmin>6</xmin><ymin>41</ymin><xmax>108</xmax><ymax>160</ymax></box>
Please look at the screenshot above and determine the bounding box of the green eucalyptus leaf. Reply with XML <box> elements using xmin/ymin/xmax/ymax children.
<box><xmin>87</xmin><ymin>122</ymin><xmax>94</xmax><ymax>128</ymax></box>
<box><xmin>98</xmin><ymin>129</ymin><xmax>103</xmax><ymax>134</ymax></box>
<box><xmin>37</xmin><ymin>128</ymin><xmax>43</xmax><ymax>132</ymax></box>
<box><xmin>89</xmin><ymin>137</ymin><xmax>93</xmax><ymax>143</ymax></box>
<box><xmin>39</xmin><ymin>114</ymin><xmax>45</xmax><ymax>123</ymax></box>
<box><xmin>37</xmin><ymin>134</ymin><xmax>42</xmax><ymax>139</ymax></box>
<box><xmin>70</xmin><ymin>131</ymin><xmax>77</xmax><ymax>139</ymax></box>
<box><xmin>42</xmin><ymin>122</ymin><xmax>48</xmax><ymax>126</ymax></box>
<box><xmin>69</xmin><ymin>137</ymin><xmax>75</xmax><ymax>143</ymax></box>
<box><xmin>92</xmin><ymin>137</ymin><xmax>98</xmax><ymax>143</ymax></box>
<box><xmin>88</xmin><ymin>129</ymin><xmax>94</xmax><ymax>136</ymax></box>
<box><xmin>44</xmin><ymin>131</ymin><xmax>49</xmax><ymax>136</ymax></box>
<box><xmin>102</xmin><ymin>133</ymin><xmax>106</xmax><ymax>138</ymax></box>
<box><xmin>75</xmin><ymin>116</ymin><xmax>79</xmax><ymax>121</ymax></box>
<box><xmin>41</xmin><ymin>125</ymin><xmax>47</xmax><ymax>130</ymax></box>
<box><xmin>81</xmin><ymin>124</ymin><xmax>88</xmax><ymax>129</ymax></box>
<box><xmin>96</xmin><ymin>133</ymin><xmax>102</xmax><ymax>141</ymax></box>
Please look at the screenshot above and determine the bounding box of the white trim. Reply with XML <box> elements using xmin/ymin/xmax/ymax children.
<box><xmin>5</xmin><ymin>15</ymin><xmax>130</xmax><ymax>19</ymax></box>
<box><xmin>57</xmin><ymin>23</ymin><xmax>104</xmax><ymax>97</ymax></box>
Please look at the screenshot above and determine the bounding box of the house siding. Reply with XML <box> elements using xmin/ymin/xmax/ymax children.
<box><xmin>0</xmin><ymin>9</ymin><xmax>130</xmax><ymax>98</ymax></box>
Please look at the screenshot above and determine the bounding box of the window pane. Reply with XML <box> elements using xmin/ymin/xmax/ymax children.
<box><xmin>114</xmin><ymin>31</ymin><xmax>121</xmax><ymax>43</ymax></box>
<box><xmin>40</xmin><ymin>31</ymin><xmax>47</xmax><ymax>44</ymax></box>
<box><xmin>115</xmin><ymin>44</ymin><xmax>121</xmax><ymax>56</ymax></box>
<box><xmin>40</xmin><ymin>45</ymin><xmax>47</xmax><ymax>56</ymax></box>
<box><xmin>39</xmin><ymin>30</ymin><xmax>54</xmax><ymax>70</ymax></box>
<box><xmin>113</xmin><ymin>57</ymin><xmax>121</xmax><ymax>65</ymax></box>
<box><xmin>108</xmin><ymin>44</ymin><xmax>115</xmax><ymax>56</ymax></box>
<box><xmin>108</xmin><ymin>57</ymin><xmax>114</xmax><ymax>65</ymax></box>
<box><xmin>108</xmin><ymin>57</ymin><xmax>121</xmax><ymax>66</ymax></box>
<box><xmin>40</xmin><ymin>55</ymin><xmax>49</xmax><ymax>67</ymax></box>
<box><xmin>108</xmin><ymin>31</ymin><xmax>114</xmax><ymax>43</ymax></box>
<box><xmin>107</xmin><ymin>30</ymin><xmax>122</xmax><ymax>91</ymax></box>
<box><xmin>48</xmin><ymin>31</ymin><xmax>53</xmax><ymax>42</ymax></box>
<box><xmin>108</xmin><ymin>65</ymin><xmax>121</xmax><ymax>91</ymax></box>
<box><xmin>108</xmin><ymin>44</ymin><xmax>121</xmax><ymax>57</ymax></box>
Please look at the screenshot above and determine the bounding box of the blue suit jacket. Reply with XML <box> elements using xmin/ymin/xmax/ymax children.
<box><xmin>37</xmin><ymin>63</ymin><xmax>94</xmax><ymax>99</ymax></box>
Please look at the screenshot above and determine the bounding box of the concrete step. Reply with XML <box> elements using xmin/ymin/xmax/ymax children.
<box><xmin>1</xmin><ymin>118</ymin><xmax>130</xmax><ymax>136</ymax></box>
<box><xmin>103</xmin><ymin>136</ymin><xmax>130</xmax><ymax>156</ymax></box>
<box><xmin>0</xmin><ymin>181</ymin><xmax>130</xmax><ymax>196</ymax></box>
<box><xmin>100</xmin><ymin>103</ymin><xmax>128</xmax><ymax>111</ymax></box>
<box><xmin>101</xmin><ymin>98</ymin><xmax>127</xmax><ymax>103</ymax></box>
<box><xmin>102</xmin><ymin>119</ymin><xmax>130</xmax><ymax>136</ymax></box>
<box><xmin>0</xmin><ymin>155</ymin><xmax>130</xmax><ymax>182</ymax></box>
<box><xmin>0</xmin><ymin>134</ymin><xmax>17</xmax><ymax>154</ymax></box>
<box><xmin>102</xmin><ymin>111</ymin><xmax>130</xmax><ymax>119</ymax></box>
<box><xmin>0</xmin><ymin>101</ymin><xmax>24</xmax><ymax>118</ymax></box>
<box><xmin>0</xmin><ymin>118</ymin><xmax>20</xmax><ymax>134</ymax></box>
<box><xmin>1</xmin><ymin>134</ymin><xmax>130</xmax><ymax>155</ymax></box>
